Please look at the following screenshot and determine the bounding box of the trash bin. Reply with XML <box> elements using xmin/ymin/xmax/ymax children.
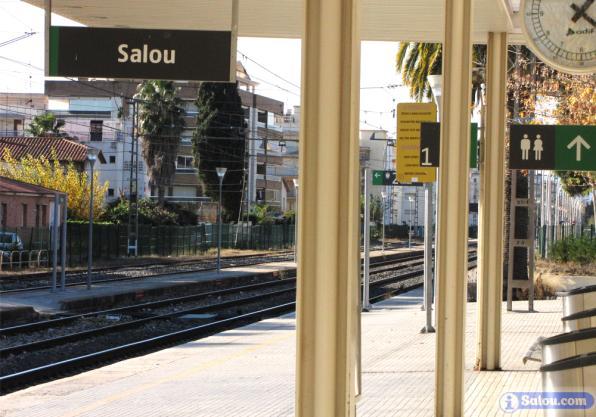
<box><xmin>558</xmin><ymin>285</ymin><xmax>596</xmax><ymax>317</ymax></box>
<box><xmin>563</xmin><ymin>308</ymin><xmax>596</xmax><ymax>333</ymax></box>
<box><xmin>540</xmin><ymin>353</ymin><xmax>596</xmax><ymax>417</ymax></box>
<box><xmin>541</xmin><ymin>327</ymin><xmax>596</xmax><ymax>366</ymax></box>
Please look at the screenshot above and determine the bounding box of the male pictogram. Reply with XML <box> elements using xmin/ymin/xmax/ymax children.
<box><xmin>520</xmin><ymin>134</ymin><xmax>531</xmax><ymax>160</ymax></box>
<box><xmin>533</xmin><ymin>134</ymin><xmax>543</xmax><ymax>160</ymax></box>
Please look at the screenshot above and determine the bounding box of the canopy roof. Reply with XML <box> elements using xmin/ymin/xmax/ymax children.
<box><xmin>25</xmin><ymin>0</ymin><xmax>521</xmax><ymax>43</ymax></box>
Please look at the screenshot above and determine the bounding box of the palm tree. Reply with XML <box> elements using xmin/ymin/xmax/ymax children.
<box><xmin>134</xmin><ymin>80</ymin><xmax>185</xmax><ymax>206</ymax></box>
<box><xmin>396</xmin><ymin>42</ymin><xmax>486</xmax><ymax>102</ymax></box>
<box><xmin>27</xmin><ymin>112</ymin><xmax>66</xmax><ymax>137</ymax></box>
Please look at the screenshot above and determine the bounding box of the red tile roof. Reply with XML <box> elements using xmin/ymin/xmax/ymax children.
<box><xmin>0</xmin><ymin>176</ymin><xmax>62</xmax><ymax>196</ymax></box>
<box><xmin>0</xmin><ymin>136</ymin><xmax>88</xmax><ymax>162</ymax></box>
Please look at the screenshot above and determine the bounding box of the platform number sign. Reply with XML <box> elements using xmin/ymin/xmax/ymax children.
<box><xmin>419</xmin><ymin>123</ymin><xmax>479</xmax><ymax>169</ymax></box>
<box><xmin>509</xmin><ymin>125</ymin><xmax>594</xmax><ymax>170</ymax></box>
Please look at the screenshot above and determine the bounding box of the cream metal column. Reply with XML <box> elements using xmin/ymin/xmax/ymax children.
<box><xmin>295</xmin><ymin>0</ymin><xmax>361</xmax><ymax>416</ymax></box>
<box><xmin>475</xmin><ymin>32</ymin><xmax>508</xmax><ymax>371</ymax></box>
<box><xmin>434</xmin><ymin>0</ymin><xmax>473</xmax><ymax>415</ymax></box>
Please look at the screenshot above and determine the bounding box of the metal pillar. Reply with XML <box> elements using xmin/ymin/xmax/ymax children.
<box><xmin>421</xmin><ymin>183</ymin><xmax>435</xmax><ymax>333</ymax></box>
<box><xmin>295</xmin><ymin>0</ymin><xmax>361</xmax><ymax>415</ymax></box>
<box><xmin>434</xmin><ymin>0</ymin><xmax>473</xmax><ymax>415</ymax></box>
<box><xmin>476</xmin><ymin>32</ymin><xmax>507</xmax><ymax>371</ymax></box>
<box><xmin>60</xmin><ymin>194</ymin><xmax>67</xmax><ymax>290</ymax></box>
<box><xmin>363</xmin><ymin>165</ymin><xmax>372</xmax><ymax>311</ymax></box>
<box><xmin>51</xmin><ymin>193</ymin><xmax>59</xmax><ymax>292</ymax></box>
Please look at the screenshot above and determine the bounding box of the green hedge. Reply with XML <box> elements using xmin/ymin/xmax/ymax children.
<box><xmin>549</xmin><ymin>236</ymin><xmax>596</xmax><ymax>264</ymax></box>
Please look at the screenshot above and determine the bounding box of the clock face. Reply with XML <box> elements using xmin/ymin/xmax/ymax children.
<box><xmin>522</xmin><ymin>0</ymin><xmax>596</xmax><ymax>73</ymax></box>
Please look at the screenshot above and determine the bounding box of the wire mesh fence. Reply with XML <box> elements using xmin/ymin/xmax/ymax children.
<box><xmin>0</xmin><ymin>223</ymin><xmax>296</xmax><ymax>269</ymax></box>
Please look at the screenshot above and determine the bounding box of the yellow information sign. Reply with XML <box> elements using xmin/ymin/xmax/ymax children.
<box><xmin>396</xmin><ymin>103</ymin><xmax>437</xmax><ymax>183</ymax></box>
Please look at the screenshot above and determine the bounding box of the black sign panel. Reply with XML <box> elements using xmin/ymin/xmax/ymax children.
<box><xmin>419</xmin><ymin>122</ymin><xmax>440</xmax><ymax>168</ymax></box>
<box><xmin>49</xmin><ymin>26</ymin><xmax>232</xmax><ymax>82</ymax></box>
<box><xmin>509</xmin><ymin>125</ymin><xmax>556</xmax><ymax>170</ymax></box>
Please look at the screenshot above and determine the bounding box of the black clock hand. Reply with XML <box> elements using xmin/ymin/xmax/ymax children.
<box><xmin>571</xmin><ymin>0</ymin><xmax>595</xmax><ymax>26</ymax></box>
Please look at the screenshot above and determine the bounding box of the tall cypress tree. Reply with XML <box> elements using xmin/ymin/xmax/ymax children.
<box><xmin>192</xmin><ymin>82</ymin><xmax>246</xmax><ymax>221</ymax></box>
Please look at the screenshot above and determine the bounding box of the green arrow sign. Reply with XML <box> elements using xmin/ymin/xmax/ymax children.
<box><xmin>372</xmin><ymin>170</ymin><xmax>422</xmax><ymax>186</ymax></box>
<box><xmin>555</xmin><ymin>125</ymin><xmax>594</xmax><ymax>170</ymax></box>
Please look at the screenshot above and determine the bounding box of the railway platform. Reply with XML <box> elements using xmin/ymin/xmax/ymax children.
<box><xmin>0</xmin><ymin>246</ymin><xmax>419</xmax><ymax>323</ymax></box>
<box><xmin>0</xmin><ymin>286</ymin><xmax>563</xmax><ymax>417</ymax></box>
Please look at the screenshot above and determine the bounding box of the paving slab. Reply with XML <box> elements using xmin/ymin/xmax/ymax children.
<box><xmin>0</xmin><ymin>284</ymin><xmax>566</xmax><ymax>417</ymax></box>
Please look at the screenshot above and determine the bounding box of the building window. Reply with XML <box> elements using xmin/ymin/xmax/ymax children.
<box><xmin>258</xmin><ymin>110</ymin><xmax>267</xmax><ymax>124</ymax></box>
<box><xmin>0</xmin><ymin>203</ymin><xmax>7</xmax><ymax>228</ymax></box>
<box><xmin>35</xmin><ymin>204</ymin><xmax>41</xmax><ymax>227</ymax></box>
<box><xmin>257</xmin><ymin>163</ymin><xmax>265</xmax><ymax>175</ymax></box>
<box><xmin>176</xmin><ymin>155</ymin><xmax>195</xmax><ymax>171</ymax></box>
<box><xmin>90</xmin><ymin>120</ymin><xmax>103</xmax><ymax>141</ymax></box>
<box><xmin>107</xmin><ymin>188</ymin><xmax>115</xmax><ymax>197</ymax></box>
<box><xmin>41</xmin><ymin>205</ymin><xmax>48</xmax><ymax>227</ymax></box>
<box><xmin>109</xmin><ymin>155</ymin><xmax>116</xmax><ymax>164</ymax></box>
<box><xmin>22</xmin><ymin>204</ymin><xmax>27</xmax><ymax>227</ymax></box>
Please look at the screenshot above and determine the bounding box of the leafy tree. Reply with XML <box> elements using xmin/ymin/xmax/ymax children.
<box><xmin>192</xmin><ymin>82</ymin><xmax>247</xmax><ymax>221</ymax></box>
<box><xmin>27</xmin><ymin>112</ymin><xmax>66</xmax><ymax>137</ymax></box>
<box><xmin>134</xmin><ymin>80</ymin><xmax>185</xmax><ymax>206</ymax></box>
<box><xmin>0</xmin><ymin>149</ymin><xmax>108</xmax><ymax>220</ymax></box>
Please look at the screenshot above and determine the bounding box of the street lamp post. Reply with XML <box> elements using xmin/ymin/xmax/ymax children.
<box><xmin>86</xmin><ymin>147</ymin><xmax>99</xmax><ymax>290</ymax></box>
<box><xmin>216</xmin><ymin>167</ymin><xmax>227</xmax><ymax>273</ymax></box>
<box><xmin>408</xmin><ymin>195</ymin><xmax>414</xmax><ymax>249</ymax></box>
<box><xmin>293</xmin><ymin>178</ymin><xmax>299</xmax><ymax>263</ymax></box>
<box><xmin>380</xmin><ymin>191</ymin><xmax>386</xmax><ymax>254</ymax></box>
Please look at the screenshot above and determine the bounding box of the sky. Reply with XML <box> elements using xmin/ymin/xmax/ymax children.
<box><xmin>0</xmin><ymin>0</ymin><xmax>413</xmax><ymax>136</ymax></box>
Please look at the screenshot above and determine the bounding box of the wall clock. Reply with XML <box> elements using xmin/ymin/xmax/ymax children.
<box><xmin>521</xmin><ymin>0</ymin><xmax>596</xmax><ymax>74</ymax></box>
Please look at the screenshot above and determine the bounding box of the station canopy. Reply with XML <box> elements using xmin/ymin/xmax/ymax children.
<box><xmin>25</xmin><ymin>0</ymin><xmax>522</xmax><ymax>43</ymax></box>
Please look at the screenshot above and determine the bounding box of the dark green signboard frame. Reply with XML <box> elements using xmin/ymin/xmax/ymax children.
<box><xmin>49</xmin><ymin>26</ymin><xmax>233</xmax><ymax>82</ymax></box>
<box><xmin>509</xmin><ymin>124</ymin><xmax>594</xmax><ymax>171</ymax></box>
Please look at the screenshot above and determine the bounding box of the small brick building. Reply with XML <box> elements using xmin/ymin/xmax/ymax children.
<box><xmin>0</xmin><ymin>177</ymin><xmax>65</xmax><ymax>229</ymax></box>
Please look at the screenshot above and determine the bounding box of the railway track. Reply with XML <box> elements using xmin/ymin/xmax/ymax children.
<box><xmin>0</xmin><ymin>250</ymin><xmax>475</xmax><ymax>393</ymax></box>
<box><xmin>0</xmin><ymin>242</ymin><xmax>413</xmax><ymax>294</ymax></box>
<box><xmin>0</xmin><ymin>251</ymin><xmax>296</xmax><ymax>294</ymax></box>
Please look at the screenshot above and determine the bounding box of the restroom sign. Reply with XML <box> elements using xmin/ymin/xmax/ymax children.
<box><xmin>48</xmin><ymin>26</ymin><xmax>233</xmax><ymax>82</ymax></box>
<box><xmin>509</xmin><ymin>124</ymin><xmax>594</xmax><ymax>170</ymax></box>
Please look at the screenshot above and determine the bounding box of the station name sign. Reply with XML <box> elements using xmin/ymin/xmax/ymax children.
<box><xmin>49</xmin><ymin>26</ymin><xmax>232</xmax><ymax>82</ymax></box>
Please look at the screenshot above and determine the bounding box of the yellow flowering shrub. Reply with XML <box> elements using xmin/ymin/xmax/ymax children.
<box><xmin>0</xmin><ymin>149</ymin><xmax>109</xmax><ymax>220</ymax></box>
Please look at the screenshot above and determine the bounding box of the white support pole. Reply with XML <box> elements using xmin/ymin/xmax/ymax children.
<box><xmin>435</xmin><ymin>0</ymin><xmax>473</xmax><ymax>415</ymax></box>
<box><xmin>51</xmin><ymin>193</ymin><xmax>59</xmax><ymax>292</ymax></box>
<box><xmin>421</xmin><ymin>183</ymin><xmax>435</xmax><ymax>333</ymax></box>
<box><xmin>60</xmin><ymin>194</ymin><xmax>67</xmax><ymax>290</ymax></box>
<box><xmin>295</xmin><ymin>0</ymin><xmax>361</xmax><ymax>415</ymax></box>
<box><xmin>363</xmin><ymin>165</ymin><xmax>372</xmax><ymax>311</ymax></box>
<box><xmin>476</xmin><ymin>32</ymin><xmax>508</xmax><ymax>371</ymax></box>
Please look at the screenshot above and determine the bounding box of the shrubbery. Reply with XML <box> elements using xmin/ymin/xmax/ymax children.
<box><xmin>549</xmin><ymin>237</ymin><xmax>596</xmax><ymax>264</ymax></box>
<box><xmin>101</xmin><ymin>198</ymin><xmax>196</xmax><ymax>226</ymax></box>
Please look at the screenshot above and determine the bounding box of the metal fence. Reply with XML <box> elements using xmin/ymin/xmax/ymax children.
<box><xmin>537</xmin><ymin>224</ymin><xmax>595</xmax><ymax>259</ymax></box>
<box><xmin>1</xmin><ymin>223</ymin><xmax>295</xmax><ymax>268</ymax></box>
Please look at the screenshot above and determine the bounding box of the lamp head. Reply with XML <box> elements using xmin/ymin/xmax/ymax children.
<box><xmin>87</xmin><ymin>147</ymin><xmax>99</xmax><ymax>162</ymax></box>
<box><xmin>216</xmin><ymin>167</ymin><xmax>227</xmax><ymax>179</ymax></box>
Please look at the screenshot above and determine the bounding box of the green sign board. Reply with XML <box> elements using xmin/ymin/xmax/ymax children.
<box><xmin>419</xmin><ymin>122</ymin><xmax>479</xmax><ymax>169</ymax></box>
<box><xmin>372</xmin><ymin>170</ymin><xmax>422</xmax><ymax>186</ymax></box>
<box><xmin>510</xmin><ymin>125</ymin><xmax>594</xmax><ymax>171</ymax></box>
<box><xmin>555</xmin><ymin>126</ymin><xmax>594</xmax><ymax>171</ymax></box>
